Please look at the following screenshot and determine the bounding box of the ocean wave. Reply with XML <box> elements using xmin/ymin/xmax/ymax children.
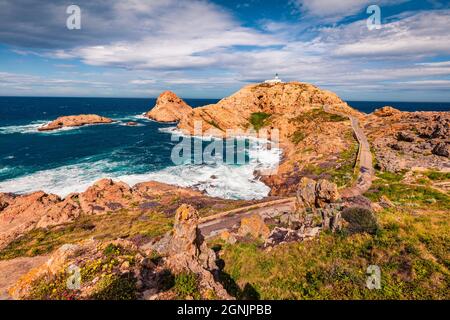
<box><xmin>0</xmin><ymin>121</ymin><xmax>48</xmax><ymax>134</ymax></box>
<box><xmin>0</xmin><ymin>120</ymin><xmax>83</xmax><ymax>135</ymax></box>
<box><xmin>0</xmin><ymin>160</ymin><xmax>121</xmax><ymax>197</ymax></box>
<box><xmin>0</xmin><ymin>140</ymin><xmax>281</xmax><ymax>200</ymax></box>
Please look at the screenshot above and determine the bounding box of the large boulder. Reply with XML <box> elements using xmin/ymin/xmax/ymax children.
<box><xmin>296</xmin><ymin>177</ymin><xmax>340</xmax><ymax>209</ymax></box>
<box><xmin>237</xmin><ymin>215</ymin><xmax>270</xmax><ymax>239</ymax></box>
<box><xmin>315</xmin><ymin>179</ymin><xmax>341</xmax><ymax>208</ymax></box>
<box><xmin>432</xmin><ymin>142</ymin><xmax>449</xmax><ymax>158</ymax></box>
<box><xmin>373</xmin><ymin>106</ymin><xmax>401</xmax><ymax>117</ymax></box>
<box><xmin>295</xmin><ymin>177</ymin><xmax>317</xmax><ymax>209</ymax></box>
<box><xmin>152</xmin><ymin>204</ymin><xmax>232</xmax><ymax>300</ymax></box>
<box><xmin>146</xmin><ymin>91</ymin><xmax>192</xmax><ymax>123</ymax></box>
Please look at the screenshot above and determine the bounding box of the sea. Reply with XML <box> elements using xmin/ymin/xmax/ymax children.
<box><xmin>0</xmin><ymin>97</ymin><xmax>448</xmax><ymax>200</ymax></box>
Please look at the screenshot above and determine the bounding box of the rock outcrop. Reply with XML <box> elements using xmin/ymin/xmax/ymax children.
<box><xmin>176</xmin><ymin>82</ymin><xmax>362</xmax><ymax>196</ymax></box>
<box><xmin>147</xmin><ymin>204</ymin><xmax>232</xmax><ymax>300</ymax></box>
<box><xmin>177</xmin><ymin>82</ymin><xmax>359</xmax><ymax>139</ymax></box>
<box><xmin>295</xmin><ymin>177</ymin><xmax>341</xmax><ymax>211</ymax></box>
<box><xmin>364</xmin><ymin>109</ymin><xmax>450</xmax><ymax>172</ymax></box>
<box><xmin>373</xmin><ymin>106</ymin><xmax>402</xmax><ymax>117</ymax></box>
<box><xmin>0</xmin><ymin>179</ymin><xmax>208</xmax><ymax>251</ymax></box>
<box><xmin>237</xmin><ymin>215</ymin><xmax>270</xmax><ymax>239</ymax></box>
<box><xmin>295</xmin><ymin>177</ymin><xmax>343</xmax><ymax>232</ymax></box>
<box><xmin>9</xmin><ymin>239</ymin><xmax>151</xmax><ymax>300</ymax></box>
<box><xmin>38</xmin><ymin>114</ymin><xmax>113</xmax><ymax>131</ymax></box>
<box><xmin>146</xmin><ymin>91</ymin><xmax>192</xmax><ymax>122</ymax></box>
<box><xmin>6</xmin><ymin>204</ymin><xmax>236</xmax><ymax>300</ymax></box>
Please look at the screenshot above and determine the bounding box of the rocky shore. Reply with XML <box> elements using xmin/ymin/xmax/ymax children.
<box><xmin>1</xmin><ymin>81</ymin><xmax>449</xmax><ymax>300</ymax></box>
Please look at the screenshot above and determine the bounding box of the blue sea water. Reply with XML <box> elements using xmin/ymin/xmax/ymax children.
<box><xmin>0</xmin><ymin>97</ymin><xmax>282</xmax><ymax>199</ymax></box>
<box><xmin>0</xmin><ymin>97</ymin><xmax>448</xmax><ymax>199</ymax></box>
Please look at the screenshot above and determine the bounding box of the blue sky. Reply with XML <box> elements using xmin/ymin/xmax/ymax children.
<box><xmin>0</xmin><ymin>0</ymin><xmax>449</xmax><ymax>101</ymax></box>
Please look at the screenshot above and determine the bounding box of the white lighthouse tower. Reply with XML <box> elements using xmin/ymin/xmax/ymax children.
<box><xmin>264</xmin><ymin>73</ymin><xmax>282</xmax><ymax>85</ymax></box>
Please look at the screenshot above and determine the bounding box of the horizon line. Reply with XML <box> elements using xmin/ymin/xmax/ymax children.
<box><xmin>0</xmin><ymin>95</ymin><xmax>450</xmax><ymax>104</ymax></box>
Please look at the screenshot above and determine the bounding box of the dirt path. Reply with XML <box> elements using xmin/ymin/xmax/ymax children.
<box><xmin>199</xmin><ymin>199</ymin><xmax>295</xmax><ymax>238</ymax></box>
<box><xmin>323</xmin><ymin>106</ymin><xmax>374</xmax><ymax>197</ymax></box>
<box><xmin>0</xmin><ymin>255</ymin><xmax>49</xmax><ymax>300</ymax></box>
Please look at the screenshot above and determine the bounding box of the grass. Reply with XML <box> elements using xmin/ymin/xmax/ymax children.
<box><xmin>0</xmin><ymin>210</ymin><xmax>172</xmax><ymax>260</ymax></box>
<box><xmin>424</xmin><ymin>171</ymin><xmax>450</xmax><ymax>182</ymax></box>
<box><xmin>249</xmin><ymin>112</ymin><xmax>271</xmax><ymax>131</ymax></box>
<box><xmin>301</xmin><ymin>138</ymin><xmax>359</xmax><ymax>188</ymax></box>
<box><xmin>174</xmin><ymin>272</ymin><xmax>200</xmax><ymax>299</ymax></box>
<box><xmin>365</xmin><ymin>172</ymin><xmax>450</xmax><ymax>211</ymax></box>
<box><xmin>219</xmin><ymin>203</ymin><xmax>449</xmax><ymax>299</ymax></box>
<box><xmin>26</xmin><ymin>243</ymin><xmax>139</xmax><ymax>300</ymax></box>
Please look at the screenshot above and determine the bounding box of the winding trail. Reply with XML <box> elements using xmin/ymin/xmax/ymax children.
<box><xmin>199</xmin><ymin>106</ymin><xmax>374</xmax><ymax>238</ymax></box>
<box><xmin>338</xmin><ymin>114</ymin><xmax>374</xmax><ymax>198</ymax></box>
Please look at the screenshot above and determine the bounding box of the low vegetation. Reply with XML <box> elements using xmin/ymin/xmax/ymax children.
<box><xmin>424</xmin><ymin>171</ymin><xmax>450</xmax><ymax>182</ymax></box>
<box><xmin>289</xmin><ymin>108</ymin><xmax>347</xmax><ymax>125</ymax></box>
<box><xmin>27</xmin><ymin>244</ymin><xmax>139</xmax><ymax>300</ymax></box>
<box><xmin>174</xmin><ymin>272</ymin><xmax>201</xmax><ymax>299</ymax></box>
<box><xmin>0</xmin><ymin>210</ymin><xmax>172</xmax><ymax>260</ymax></box>
<box><xmin>365</xmin><ymin>172</ymin><xmax>450</xmax><ymax>211</ymax></box>
<box><xmin>219</xmin><ymin>206</ymin><xmax>449</xmax><ymax>299</ymax></box>
<box><xmin>301</xmin><ymin>138</ymin><xmax>359</xmax><ymax>187</ymax></box>
<box><xmin>249</xmin><ymin>112</ymin><xmax>271</xmax><ymax>131</ymax></box>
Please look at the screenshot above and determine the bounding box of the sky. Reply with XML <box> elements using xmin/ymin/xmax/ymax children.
<box><xmin>0</xmin><ymin>0</ymin><xmax>449</xmax><ymax>101</ymax></box>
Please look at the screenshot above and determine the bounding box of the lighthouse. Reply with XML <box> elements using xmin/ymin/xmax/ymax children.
<box><xmin>264</xmin><ymin>73</ymin><xmax>282</xmax><ymax>85</ymax></box>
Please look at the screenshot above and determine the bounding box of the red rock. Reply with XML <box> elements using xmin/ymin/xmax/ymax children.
<box><xmin>146</xmin><ymin>91</ymin><xmax>192</xmax><ymax>122</ymax></box>
<box><xmin>38</xmin><ymin>114</ymin><xmax>113</xmax><ymax>131</ymax></box>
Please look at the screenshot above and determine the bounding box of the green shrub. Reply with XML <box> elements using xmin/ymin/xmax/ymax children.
<box><xmin>103</xmin><ymin>243</ymin><xmax>126</xmax><ymax>257</ymax></box>
<box><xmin>174</xmin><ymin>272</ymin><xmax>199</xmax><ymax>298</ymax></box>
<box><xmin>291</xmin><ymin>131</ymin><xmax>306</xmax><ymax>144</ymax></box>
<box><xmin>341</xmin><ymin>207</ymin><xmax>379</xmax><ymax>235</ymax></box>
<box><xmin>249</xmin><ymin>112</ymin><xmax>271</xmax><ymax>131</ymax></box>
<box><xmin>91</xmin><ymin>273</ymin><xmax>137</xmax><ymax>300</ymax></box>
<box><xmin>425</xmin><ymin>171</ymin><xmax>450</xmax><ymax>181</ymax></box>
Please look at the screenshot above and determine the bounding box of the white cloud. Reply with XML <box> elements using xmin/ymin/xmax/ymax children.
<box><xmin>293</xmin><ymin>0</ymin><xmax>408</xmax><ymax>22</ymax></box>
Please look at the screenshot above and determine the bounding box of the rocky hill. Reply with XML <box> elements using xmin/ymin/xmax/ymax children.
<box><xmin>145</xmin><ymin>91</ymin><xmax>192</xmax><ymax>122</ymax></box>
<box><xmin>176</xmin><ymin>82</ymin><xmax>363</xmax><ymax>195</ymax></box>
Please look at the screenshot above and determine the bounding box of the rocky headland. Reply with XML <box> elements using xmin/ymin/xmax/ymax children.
<box><xmin>1</xmin><ymin>81</ymin><xmax>449</xmax><ymax>300</ymax></box>
<box><xmin>38</xmin><ymin>114</ymin><xmax>113</xmax><ymax>131</ymax></box>
<box><xmin>145</xmin><ymin>91</ymin><xmax>192</xmax><ymax>122</ymax></box>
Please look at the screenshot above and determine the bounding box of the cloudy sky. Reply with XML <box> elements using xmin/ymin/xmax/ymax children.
<box><xmin>0</xmin><ymin>0</ymin><xmax>449</xmax><ymax>101</ymax></box>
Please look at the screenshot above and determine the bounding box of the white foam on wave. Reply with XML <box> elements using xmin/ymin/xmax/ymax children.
<box><xmin>0</xmin><ymin>166</ymin><xmax>12</xmax><ymax>175</ymax></box>
<box><xmin>0</xmin><ymin>120</ymin><xmax>84</xmax><ymax>135</ymax></box>
<box><xmin>0</xmin><ymin>131</ymin><xmax>282</xmax><ymax>200</ymax></box>
<box><xmin>0</xmin><ymin>160</ymin><xmax>121</xmax><ymax>197</ymax></box>
<box><xmin>0</xmin><ymin>121</ymin><xmax>48</xmax><ymax>134</ymax></box>
<box><xmin>117</xmin><ymin>137</ymin><xmax>281</xmax><ymax>200</ymax></box>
